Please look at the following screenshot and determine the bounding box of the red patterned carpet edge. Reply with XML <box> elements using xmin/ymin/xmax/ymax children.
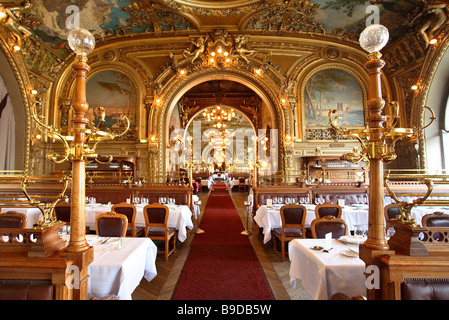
<box><xmin>172</xmin><ymin>183</ymin><xmax>274</xmax><ymax>300</ymax></box>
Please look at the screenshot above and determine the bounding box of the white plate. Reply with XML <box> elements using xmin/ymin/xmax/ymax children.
<box><xmin>341</xmin><ymin>249</ymin><xmax>358</xmax><ymax>258</ymax></box>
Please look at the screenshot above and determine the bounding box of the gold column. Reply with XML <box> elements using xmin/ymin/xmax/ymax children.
<box><xmin>363</xmin><ymin>52</ymin><xmax>389</xmax><ymax>251</ymax></box>
<box><xmin>64</xmin><ymin>55</ymin><xmax>91</xmax><ymax>253</ymax></box>
<box><xmin>329</xmin><ymin>24</ymin><xmax>416</xmax><ymax>299</ymax></box>
<box><xmin>59</xmin><ymin>28</ymin><xmax>96</xmax><ymax>300</ymax></box>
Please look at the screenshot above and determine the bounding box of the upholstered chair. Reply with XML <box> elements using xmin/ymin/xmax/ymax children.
<box><xmin>272</xmin><ymin>204</ymin><xmax>306</xmax><ymax>262</ymax></box>
<box><xmin>112</xmin><ymin>202</ymin><xmax>144</xmax><ymax>237</ymax></box>
<box><xmin>315</xmin><ymin>203</ymin><xmax>342</xmax><ymax>219</ymax></box>
<box><xmin>311</xmin><ymin>216</ymin><xmax>348</xmax><ymax>239</ymax></box>
<box><xmin>0</xmin><ymin>211</ymin><xmax>27</xmax><ymax>228</ymax></box>
<box><xmin>143</xmin><ymin>203</ymin><xmax>176</xmax><ymax>261</ymax></box>
<box><xmin>95</xmin><ymin>212</ymin><xmax>128</xmax><ymax>237</ymax></box>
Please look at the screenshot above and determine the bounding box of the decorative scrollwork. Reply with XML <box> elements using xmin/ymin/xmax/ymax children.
<box><xmin>31</xmin><ymin>102</ymin><xmax>130</xmax><ymax>166</ymax></box>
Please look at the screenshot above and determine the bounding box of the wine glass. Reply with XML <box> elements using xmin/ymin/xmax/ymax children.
<box><xmin>273</xmin><ymin>197</ymin><xmax>277</xmax><ymax>204</ymax></box>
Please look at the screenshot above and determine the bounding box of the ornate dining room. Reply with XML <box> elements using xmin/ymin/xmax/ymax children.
<box><xmin>1</xmin><ymin>0</ymin><xmax>449</xmax><ymax>306</ymax></box>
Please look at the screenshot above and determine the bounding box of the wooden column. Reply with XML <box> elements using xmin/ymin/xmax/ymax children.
<box><xmin>60</xmin><ymin>55</ymin><xmax>94</xmax><ymax>300</ymax></box>
<box><xmin>359</xmin><ymin>52</ymin><xmax>395</xmax><ymax>300</ymax></box>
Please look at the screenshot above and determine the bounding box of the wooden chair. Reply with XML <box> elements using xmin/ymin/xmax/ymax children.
<box><xmin>384</xmin><ymin>203</ymin><xmax>402</xmax><ymax>231</ymax></box>
<box><xmin>54</xmin><ymin>202</ymin><xmax>71</xmax><ymax>225</ymax></box>
<box><xmin>55</xmin><ymin>202</ymin><xmax>91</xmax><ymax>233</ymax></box>
<box><xmin>422</xmin><ymin>211</ymin><xmax>449</xmax><ymax>228</ymax></box>
<box><xmin>315</xmin><ymin>203</ymin><xmax>342</xmax><ymax>219</ymax></box>
<box><xmin>238</xmin><ymin>177</ymin><xmax>246</xmax><ymax>192</ymax></box>
<box><xmin>0</xmin><ymin>211</ymin><xmax>27</xmax><ymax>228</ymax></box>
<box><xmin>143</xmin><ymin>203</ymin><xmax>176</xmax><ymax>261</ymax></box>
<box><xmin>112</xmin><ymin>202</ymin><xmax>144</xmax><ymax>237</ymax></box>
<box><xmin>311</xmin><ymin>216</ymin><xmax>348</xmax><ymax>239</ymax></box>
<box><xmin>95</xmin><ymin>212</ymin><xmax>128</xmax><ymax>237</ymax></box>
<box><xmin>272</xmin><ymin>204</ymin><xmax>306</xmax><ymax>262</ymax></box>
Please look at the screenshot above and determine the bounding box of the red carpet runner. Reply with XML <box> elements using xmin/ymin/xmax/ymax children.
<box><xmin>173</xmin><ymin>182</ymin><xmax>274</xmax><ymax>300</ymax></box>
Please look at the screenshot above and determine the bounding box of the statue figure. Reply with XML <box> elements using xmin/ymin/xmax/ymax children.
<box><xmin>235</xmin><ymin>35</ymin><xmax>255</xmax><ymax>64</ymax></box>
<box><xmin>0</xmin><ymin>1</ymin><xmax>33</xmax><ymax>45</ymax></box>
<box><xmin>183</xmin><ymin>36</ymin><xmax>207</xmax><ymax>63</ymax></box>
<box><xmin>410</xmin><ymin>0</ymin><xmax>449</xmax><ymax>48</ymax></box>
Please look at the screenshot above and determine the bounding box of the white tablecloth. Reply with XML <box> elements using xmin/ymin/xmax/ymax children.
<box><xmin>254</xmin><ymin>204</ymin><xmax>369</xmax><ymax>244</ymax></box>
<box><xmin>288</xmin><ymin>238</ymin><xmax>366</xmax><ymax>300</ymax></box>
<box><xmin>86</xmin><ymin>235</ymin><xmax>158</xmax><ymax>300</ymax></box>
<box><xmin>85</xmin><ymin>203</ymin><xmax>194</xmax><ymax>242</ymax></box>
<box><xmin>201</xmin><ymin>179</ymin><xmax>213</xmax><ymax>189</ymax></box>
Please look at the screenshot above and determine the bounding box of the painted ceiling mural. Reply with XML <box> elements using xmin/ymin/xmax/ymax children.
<box><xmin>22</xmin><ymin>0</ymin><xmax>429</xmax><ymax>57</ymax></box>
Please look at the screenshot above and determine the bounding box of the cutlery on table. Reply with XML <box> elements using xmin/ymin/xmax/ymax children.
<box><xmin>100</xmin><ymin>237</ymin><xmax>110</xmax><ymax>244</ymax></box>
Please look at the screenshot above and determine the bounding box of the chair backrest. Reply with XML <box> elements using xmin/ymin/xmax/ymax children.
<box><xmin>422</xmin><ymin>212</ymin><xmax>449</xmax><ymax>228</ymax></box>
<box><xmin>239</xmin><ymin>177</ymin><xmax>245</xmax><ymax>184</ymax></box>
<box><xmin>384</xmin><ymin>203</ymin><xmax>402</xmax><ymax>221</ymax></box>
<box><xmin>54</xmin><ymin>202</ymin><xmax>71</xmax><ymax>224</ymax></box>
<box><xmin>0</xmin><ymin>211</ymin><xmax>27</xmax><ymax>228</ymax></box>
<box><xmin>96</xmin><ymin>212</ymin><xmax>128</xmax><ymax>237</ymax></box>
<box><xmin>315</xmin><ymin>203</ymin><xmax>342</xmax><ymax>219</ymax></box>
<box><xmin>280</xmin><ymin>204</ymin><xmax>306</xmax><ymax>228</ymax></box>
<box><xmin>311</xmin><ymin>216</ymin><xmax>348</xmax><ymax>239</ymax></box>
<box><xmin>112</xmin><ymin>203</ymin><xmax>136</xmax><ymax>225</ymax></box>
<box><xmin>143</xmin><ymin>203</ymin><xmax>169</xmax><ymax>229</ymax></box>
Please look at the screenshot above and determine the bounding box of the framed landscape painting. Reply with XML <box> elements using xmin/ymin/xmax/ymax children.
<box><xmin>86</xmin><ymin>70</ymin><xmax>138</xmax><ymax>130</ymax></box>
<box><xmin>303</xmin><ymin>68</ymin><xmax>365</xmax><ymax>128</ymax></box>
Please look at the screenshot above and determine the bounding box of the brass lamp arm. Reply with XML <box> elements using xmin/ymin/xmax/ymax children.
<box><xmin>31</xmin><ymin>101</ymin><xmax>71</xmax><ymax>163</ymax></box>
<box><xmin>328</xmin><ymin>109</ymin><xmax>368</xmax><ymax>151</ymax></box>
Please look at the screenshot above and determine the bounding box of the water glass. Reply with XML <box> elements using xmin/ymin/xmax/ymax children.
<box><xmin>354</xmin><ymin>225</ymin><xmax>365</xmax><ymax>238</ymax></box>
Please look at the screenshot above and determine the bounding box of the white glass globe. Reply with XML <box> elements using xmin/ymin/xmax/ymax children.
<box><xmin>359</xmin><ymin>24</ymin><xmax>389</xmax><ymax>53</ymax></box>
<box><xmin>68</xmin><ymin>28</ymin><xmax>95</xmax><ymax>56</ymax></box>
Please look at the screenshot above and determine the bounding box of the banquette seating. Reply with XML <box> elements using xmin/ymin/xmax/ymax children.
<box><xmin>136</xmin><ymin>186</ymin><xmax>192</xmax><ymax>209</ymax></box>
<box><xmin>85</xmin><ymin>186</ymin><xmax>133</xmax><ymax>204</ymax></box>
<box><xmin>253</xmin><ymin>187</ymin><xmax>312</xmax><ymax>213</ymax></box>
<box><xmin>313</xmin><ymin>187</ymin><xmax>368</xmax><ymax>205</ymax></box>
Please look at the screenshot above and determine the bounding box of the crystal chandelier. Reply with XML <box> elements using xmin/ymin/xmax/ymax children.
<box><xmin>202</xmin><ymin>106</ymin><xmax>236</xmax><ymax>129</ymax></box>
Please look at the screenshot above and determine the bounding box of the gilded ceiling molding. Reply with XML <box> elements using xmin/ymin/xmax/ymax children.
<box><xmin>96</xmin><ymin>0</ymin><xmax>200</xmax><ymax>41</ymax></box>
<box><xmin>240</xmin><ymin>0</ymin><xmax>325</xmax><ymax>34</ymax></box>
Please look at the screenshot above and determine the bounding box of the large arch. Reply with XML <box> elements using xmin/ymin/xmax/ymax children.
<box><xmin>156</xmin><ymin>69</ymin><xmax>289</xmax><ymax>174</ymax></box>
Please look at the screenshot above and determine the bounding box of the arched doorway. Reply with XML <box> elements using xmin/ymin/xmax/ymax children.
<box><xmin>159</xmin><ymin>72</ymin><xmax>286</xmax><ymax>177</ymax></box>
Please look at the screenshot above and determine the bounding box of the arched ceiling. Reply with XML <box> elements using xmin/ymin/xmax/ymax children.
<box><xmin>16</xmin><ymin>0</ymin><xmax>428</xmax><ymax>59</ymax></box>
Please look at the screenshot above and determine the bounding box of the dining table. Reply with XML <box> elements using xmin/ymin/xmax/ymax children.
<box><xmin>79</xmin><ymin>234</ymin><xmax>158</xmax><ymax>300</ymax></box>
<box><xmin>254</xmin><ymin>203</ymin><xmax>369</xmax><ymax>244</ymax></box>
<box><xmin>288</xmin><ymin>237</ymin><xmax>367</xmax><ymax>300</ymax></box>
<box><xmin>84</xmin><ymin>202</ymin><xmax>194</xmax><ymax>242</ymax></box>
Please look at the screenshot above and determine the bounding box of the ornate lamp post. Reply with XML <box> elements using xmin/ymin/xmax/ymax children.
<box><xmin>329</xmin><ymin>24</ymin><xmax>417</xmax><ymax>299</ymax></box>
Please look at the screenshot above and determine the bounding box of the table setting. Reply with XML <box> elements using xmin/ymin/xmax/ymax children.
<box><xmin>84</xmin><ymin>198</ymin><xmax>194</xmax><ymax>242</ymax></box>
<box><xmin>288</xmin><ymin>236</ymin><xmax>367</xmax><ymax>300</ymax></box>
<box><xmin>254</xmin><ymin>199</ymin><xmax>369</xmax><ymax>244</ymax></box>
<box><xmin>57</xmin><ymin>233</ymin><xmax>158</xmax><ymax>300</ymax></box>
